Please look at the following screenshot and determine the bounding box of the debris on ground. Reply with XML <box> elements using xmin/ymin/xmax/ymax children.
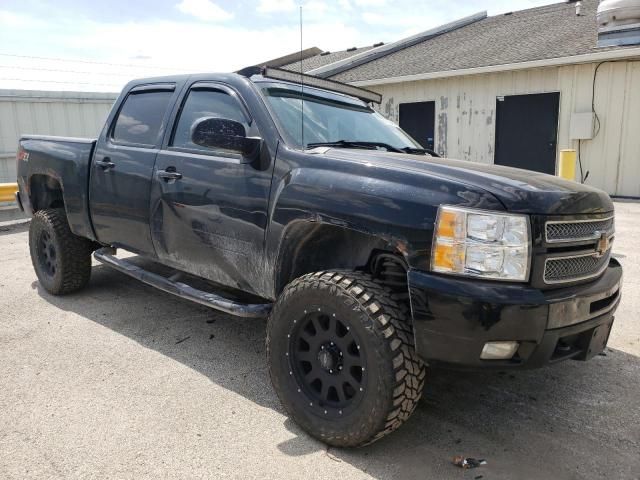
<box><xmin>325</xmin><ymin>446</ymin><xmax>342</xmax><ymax>463</ymax></box>
<box><xmin>209</xmin><ymin>334</ymin><xmax>215</xmax><ymax>340</ymax></box>
<box><xmin>452</xmin><ymin>456</ymin><xmax>487</xmax><ymax>469</ymax></box>
<box><xmin>206</xmin><ymin>318</ymin><xmax>216</xmax><ymax>324</ymax></box>
<box><xmin>175</xmin><ymin>336</ymin><xmax>191</xmax><ymax>345</ymax></box>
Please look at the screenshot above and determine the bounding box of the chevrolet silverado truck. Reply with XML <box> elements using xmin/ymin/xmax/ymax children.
<box><xmin>15</xmin><ymin>67</ymin><xmax>622</xmax><ymax>447</ymax></box>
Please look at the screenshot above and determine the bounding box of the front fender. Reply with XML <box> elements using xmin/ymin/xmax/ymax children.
<box><xmin>265</xmin><ymin>159</ymin><xmax>503</xmax><ymax>296</ymax></box>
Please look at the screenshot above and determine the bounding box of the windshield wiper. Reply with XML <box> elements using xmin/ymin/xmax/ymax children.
<box><xmin>400</xmin><ymin>146</ymin><xmax>440</xmax><ymax>157</ymax></box>
<box><xmin>306</xmin><ymin>140</ymin><xmax>404</xmax><ymax>153</ymax></box>
<box><xmin>305</xmin><ymin>140</ymin><xmax>440</xmax><ymax>156</ymax></box>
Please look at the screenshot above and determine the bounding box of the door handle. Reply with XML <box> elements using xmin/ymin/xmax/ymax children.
<box><xmin>96</xmin><ymin>157</ymin><xmax>115</xmax><ymax>170</ymax></box>
<box><xmin>157</xmin><ymin>169</ymin><xmax>183</xmax><ymax>181</ymax></box>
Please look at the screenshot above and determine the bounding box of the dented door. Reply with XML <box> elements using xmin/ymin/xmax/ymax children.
<box><xmin>149</xmin><ymin>83</ymin><xmax>274</xmax><ymax>296</ymax></box>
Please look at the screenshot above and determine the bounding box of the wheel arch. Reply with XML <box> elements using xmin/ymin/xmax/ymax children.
<box><xmin>28</xmin><ymin>174</ymin><xmax>65</xmax><ymax>212</ymax></box>
<box><xmin>273</xmin><ymin>220</ymin><xmax>409</xmax><ymax>297</ymax></box>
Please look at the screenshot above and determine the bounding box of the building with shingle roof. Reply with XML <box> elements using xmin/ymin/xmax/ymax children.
<box><xmin>330</xmin><ymin>0</ymin><xmax>628</xmax><ymax>82</ymax></box>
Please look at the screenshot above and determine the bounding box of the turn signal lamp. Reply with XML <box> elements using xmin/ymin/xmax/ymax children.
<box><xmin>431</xmin><ymin>206</ymin><xmax>530</xmax><ymax>281</ymax></box>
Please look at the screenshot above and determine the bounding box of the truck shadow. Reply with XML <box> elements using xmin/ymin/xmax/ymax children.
<box><xmin>34</xmin><ymin>262</ymin><xmax>640</xmax><ymax>480</ymax></box>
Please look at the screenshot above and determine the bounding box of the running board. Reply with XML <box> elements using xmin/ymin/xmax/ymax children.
<box><xmin>93</xmin><ymin>248</ymin><xmax>272</xmax><ymax>318</ymax></box>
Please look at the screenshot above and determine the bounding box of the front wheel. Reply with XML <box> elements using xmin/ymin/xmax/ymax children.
<box><xmin>267</xmin><ymin>271</ymin><xmax>426</xmax><ymax>447</ymax></box>
<box><xmin>29</xmin><ymin>208</ymin><xmax>94</xmax><ymax>295</ymax></box>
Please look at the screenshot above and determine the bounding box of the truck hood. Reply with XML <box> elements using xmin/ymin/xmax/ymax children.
<box><xmin>318</xmin><ymin>149</ymin><xmax>613</xmax><ymax>215</ymax></box>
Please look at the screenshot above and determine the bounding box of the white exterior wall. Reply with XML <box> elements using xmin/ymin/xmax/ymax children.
<box><xmin>0</xmin><ymin>90</ymin><xmax>117</xmax><ymax>183</ymax></box>
<box><xmin>369</xmin><ymin>61</ymin><xmax>640</xmax><ymax>197</ymax></box>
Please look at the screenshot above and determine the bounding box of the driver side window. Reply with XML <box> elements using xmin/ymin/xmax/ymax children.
<box><xmin>171</xmin><ymin>88</ymin><xmax>250</xmax><ymax>152</ymax></box>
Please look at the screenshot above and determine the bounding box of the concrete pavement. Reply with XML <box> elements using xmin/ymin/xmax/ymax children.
<box><xmin>1</xmin><ymin>202</ymin><xmax>639</xmax><ymax>479</ymax></box>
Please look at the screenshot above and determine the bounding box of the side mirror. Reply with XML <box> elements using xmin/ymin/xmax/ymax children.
<box><xmin>191</xmin><ymin>117</ymin><xmax>261</xmax><ymax>161</ymax></box>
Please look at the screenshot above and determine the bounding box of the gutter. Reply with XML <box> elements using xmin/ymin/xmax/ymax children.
<box><xmin>348</xmin><ymin>47</ymin><xmax>640</xmax><ymax>87</ymax></box>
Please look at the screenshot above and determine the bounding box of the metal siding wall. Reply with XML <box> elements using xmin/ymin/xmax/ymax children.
<box><xmin>570</xmin><ymin>63</ymin><xmax>625</xmax><ymax>195</ymax></box>
<box><xmin>370</xmin><ymin>61</ymin><xmax>639</xmax><ymax>197</ymax></box>
<box><xmin>0</xmin><ymin>91</ymin><xmax>115</xmax><ymax>183</ymax></box>
<box><xmin>615</xmin><ymin>62</ymin><xmax>640</xmax><ymax>197</ymax></box>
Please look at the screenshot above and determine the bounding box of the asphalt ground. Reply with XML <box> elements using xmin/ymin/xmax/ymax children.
<box><xmin>1</xmin><ymin>202</ymin><xmax>639</xmax><ymax>479</ymax></box>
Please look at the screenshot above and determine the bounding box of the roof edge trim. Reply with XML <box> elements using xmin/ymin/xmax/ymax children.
<box><xmin>254</xmin><ymin>47</ymin><xmax>323</xmax><ymax>69</ymax></box>
<box><xmin>348</xmin><ymin>47</ymin><xmax>640</xmax><ymax>87</ymax></box>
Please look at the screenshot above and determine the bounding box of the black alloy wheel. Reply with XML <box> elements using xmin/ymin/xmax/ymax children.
<box><xmin>288</xmin><ymin>307</ymin><xmax>367</xmax><ymax>417</ymax></box>
<box><xmin>267</xmin><ymin>270</ymin><xmax>426</xmax><ymax>447</ymax></box>
<box><xmin>37</xmin><ymin>230</ymin><xmax>58</xmax><ymax>278</ymax></box>
<box><xmin>29</xmin><ymin>208</ymin><xmax>94</xmax><ymax>295</ymax></box>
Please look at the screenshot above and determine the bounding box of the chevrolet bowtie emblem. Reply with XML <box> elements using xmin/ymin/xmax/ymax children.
<box><xmin>595</xmin><ymin>233</ymin><xmax>611</xmax><ymax>257</ymax></box>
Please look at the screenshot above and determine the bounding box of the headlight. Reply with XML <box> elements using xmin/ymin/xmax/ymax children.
<box><xmin>431</xmin><ymin>206</ymin><xmax>530</xmax><ymax>281</ymax></box>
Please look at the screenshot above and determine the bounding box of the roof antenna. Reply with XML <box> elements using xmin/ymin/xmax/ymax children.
<box><xmin>299</xmin><ymin>5</ymin><xmax>305</xmax><ymax>150</ymax></box>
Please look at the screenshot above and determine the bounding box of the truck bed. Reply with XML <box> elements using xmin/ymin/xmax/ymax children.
<box><xmin>17</xmin><ymin>135</ymin><xmax>97</xmax><ymax>240</ymax></box>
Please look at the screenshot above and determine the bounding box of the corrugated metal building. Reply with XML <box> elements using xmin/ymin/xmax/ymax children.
<box><xmin>0</xmin><ymin>90</ymin><xmax>116</xmax><ymax>183</ymax></box>
<box><xmin>284</xmin><ymin>0</ymin><xmax>640</xmax><ymax>198</ymax></box>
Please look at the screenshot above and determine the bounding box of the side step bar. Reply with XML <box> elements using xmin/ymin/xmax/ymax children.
<box><xmin>93</xmin><ymin>248</ymin><xmax>272</xmax><ymax>318</ymax></box>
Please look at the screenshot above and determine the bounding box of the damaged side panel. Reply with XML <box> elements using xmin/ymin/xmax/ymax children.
<box><xmin>264</xmin><ymin>147</ymin><xmax>503</xmax><ymax>298</ymax></box>
<box><xmin>148</xmin><ymin>150</ymin><xmax>274</xmax><ymax>297</ymax></box>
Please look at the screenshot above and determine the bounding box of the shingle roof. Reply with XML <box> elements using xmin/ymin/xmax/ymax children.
<box><xmin>331</xmin><ymin>0</ymin><xmax>632</xmax><ymax>83</ymax></box>
<box><xmin>281</xmin><ymin>46</ymin><xmax>375</xmax><ymax>72</ymax></box>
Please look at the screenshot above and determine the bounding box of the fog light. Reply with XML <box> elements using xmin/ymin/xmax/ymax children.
<box><xmin>480</xmin><ymin>341</ymin><xmax>519</xmax><ymax>360</ymax></box>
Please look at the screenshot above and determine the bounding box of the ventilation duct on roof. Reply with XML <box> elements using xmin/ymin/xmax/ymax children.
<box><xmin>597</xmin><ymin>0</ymin><xmax>640</xmax><ymax>47</ymax></box>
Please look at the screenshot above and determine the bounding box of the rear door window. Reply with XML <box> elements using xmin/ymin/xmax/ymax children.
<box><xmin>112</xmin><ymin>90</ymin><xmax>174</xmax><ymax>146</ymax></box>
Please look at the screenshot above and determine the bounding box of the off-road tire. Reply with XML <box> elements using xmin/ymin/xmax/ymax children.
<box><xmin>267</xmin><ymin>270</ymin><xmax>426</xmax><ymax>447</ymax></box>
<box><xmin>29</xmin><ymin>208</ymin><xmax>94</xmax><ymax>295</ymax></box>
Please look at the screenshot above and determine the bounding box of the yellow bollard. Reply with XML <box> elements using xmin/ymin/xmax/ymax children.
<box><xmin>558</xmin><ymin>149</ymin><xmax>577</xmax><ymax>181</ymax></box>
<box><xmin>0</xmin><ymin>183</ymin><xmax>18</xmax><ymax>203</ymax></box>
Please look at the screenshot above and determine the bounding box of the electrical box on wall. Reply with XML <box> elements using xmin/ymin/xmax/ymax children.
<box><xmin>570</xmin><ymin>112</ymin><xmax>595</xmax><ymax>140</ymax></box>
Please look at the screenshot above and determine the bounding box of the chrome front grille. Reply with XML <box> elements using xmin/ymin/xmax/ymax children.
<box><xmin>542</xmin><ymin>215</ymin><xmax>615</xmax><ymax>285</ymax></box>
<box><xmin>546</xmin><ymin>216</ymin><xmax>614</xmax><ymax>243</ymax></box>
<box><xmin>544</xmin><ymin>251</ymin><xmax>611</xmax><ymax>284</ymax></box>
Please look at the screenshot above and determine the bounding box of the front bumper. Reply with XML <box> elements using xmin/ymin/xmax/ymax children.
<box><xmin>408</xmin><ymin>258</ymin><xmax>622</xmax><ymax>369</ymax></box>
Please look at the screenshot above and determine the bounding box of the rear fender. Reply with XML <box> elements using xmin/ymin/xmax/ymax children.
<box><xmin>18</xmin><ymin>137</ymin><xmax>97</xmax><ymax>241</ymax></box>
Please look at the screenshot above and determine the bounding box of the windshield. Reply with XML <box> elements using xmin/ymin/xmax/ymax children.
<box><xmin>258</xmin><ymin>82</ymin><xmax>421</xmax><ymax>150</ymax></box>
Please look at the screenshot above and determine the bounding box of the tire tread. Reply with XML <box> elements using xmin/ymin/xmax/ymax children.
<box><xmin>29</xmin><ymin>208</ymin><xmax>93</xmax><ymax>295</ymax></box>
<box><xmin>267</xmin><ymin>269</ymin><xmax>426</xmax><ymax>447</ymax></box>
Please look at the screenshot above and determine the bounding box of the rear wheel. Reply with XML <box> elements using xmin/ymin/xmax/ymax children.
<box><xmin>29</xmin><ymin>208</ymin><xmax>94</xmax><ymax>295</ymax></box>
<box><xmin>267</xmin><ymin>270</ymin><xmax>426</xmax><ymax>447</ymax></box>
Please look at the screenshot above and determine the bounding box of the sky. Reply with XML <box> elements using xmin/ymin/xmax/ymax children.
<box><xmin>0</xmin><ymin>0</ymin><xmax>557</xmax><ymax>91</ymax></box>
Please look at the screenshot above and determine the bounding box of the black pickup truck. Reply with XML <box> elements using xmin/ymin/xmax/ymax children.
<box><xmin>15</xmin><ymin>67</ymin><xmax>622</xmax><ymax>447</ymax></box>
